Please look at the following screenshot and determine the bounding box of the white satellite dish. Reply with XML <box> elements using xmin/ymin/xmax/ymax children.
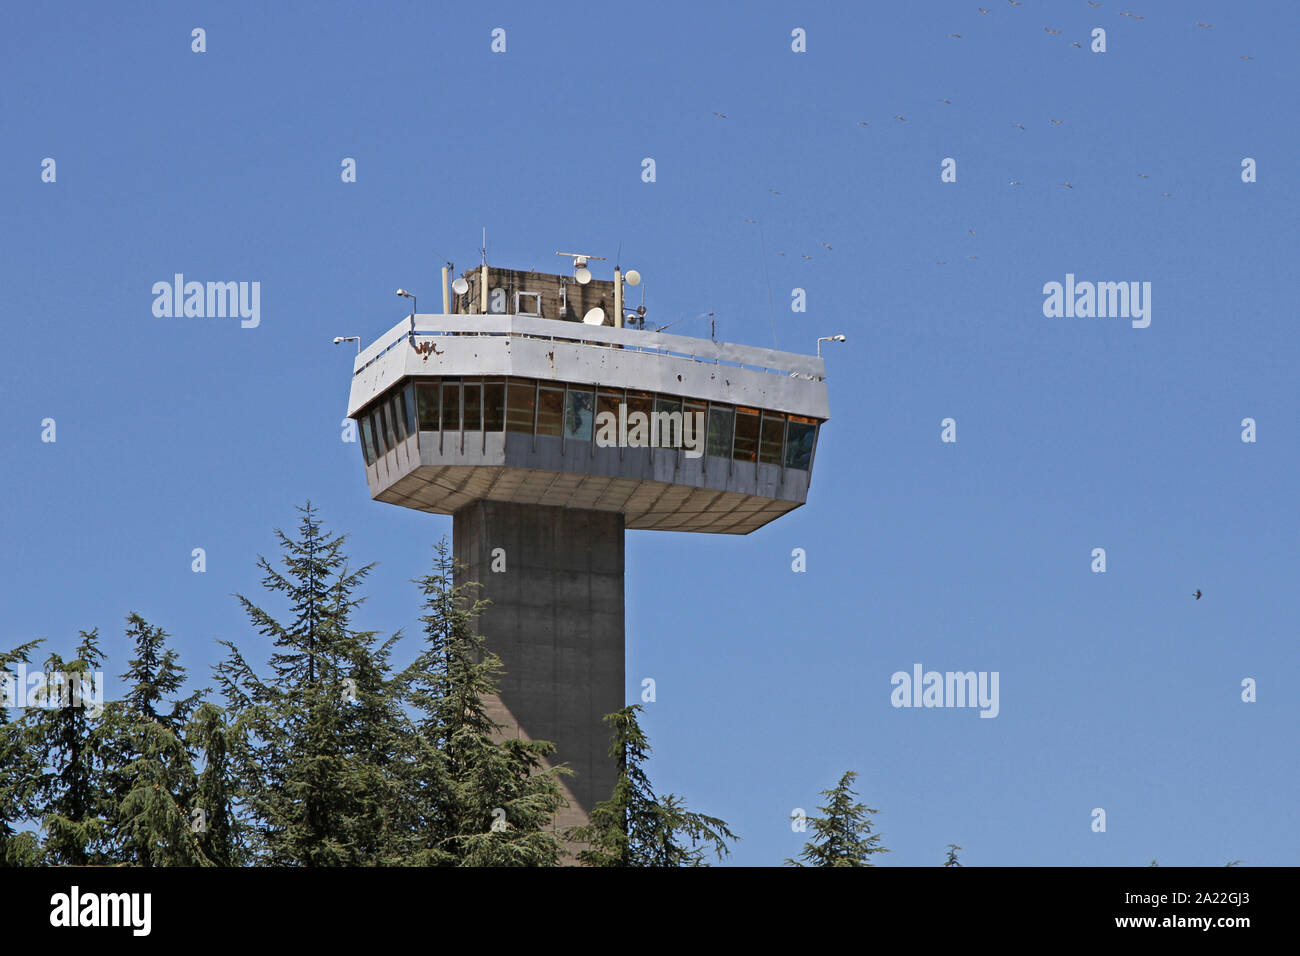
<box><xmin>583</xmin><ymin>307</ymin><xmax>607</xmax><ymax>325</ymax></box>
<box><xmin>624</xmin><ymin>269</ymin><xmax>641</xmax><ymax>286</ymax></box>
<box><xmin>451</xmin><ymin>277</ymin><xmax>469</xmax><ymax>295</ymax></box>
<box><xmin>574</xmin><ymin>267</ymin><xmax>592</xmax><ymax>285</ymax></box>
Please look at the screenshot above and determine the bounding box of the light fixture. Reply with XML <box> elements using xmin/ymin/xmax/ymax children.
<box><xmin>816</xmin><ymin>334</ymin><xmax>847</xmax><ymax>358</ymax></box>
<box><xmin>333</xmin><ymin>335</ymin><xmax>361</xmax><ymax>353</ymax></box>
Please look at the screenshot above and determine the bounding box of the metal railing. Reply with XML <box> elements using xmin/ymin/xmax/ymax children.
<box><xmin>353</xmin><ymin>314</ymin><xmax>827</xmax><ymax>382</ymax></box>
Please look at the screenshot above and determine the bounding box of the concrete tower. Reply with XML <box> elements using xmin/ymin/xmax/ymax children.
<box><xmin>346</xmin><ymin>257</ymin><xmax>830</xmax><ymax>843</ymax></box>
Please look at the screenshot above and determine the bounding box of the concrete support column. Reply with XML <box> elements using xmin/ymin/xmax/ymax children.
<box><xmin>452</xmin><ymin>500</ymin><xmax>625</xmax><ymax>840</ymax></box>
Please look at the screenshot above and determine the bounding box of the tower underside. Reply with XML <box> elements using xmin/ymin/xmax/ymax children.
<box><xmin>452</xmin><ymin>500</ymin><xmax>624</xmax><ymax>845</ymax></box>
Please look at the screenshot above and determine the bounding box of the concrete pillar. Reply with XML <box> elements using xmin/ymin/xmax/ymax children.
<box><xmin>452</xmin><ymin>500</ymin><xmax>625</xmax><ymax>847</ymax></box>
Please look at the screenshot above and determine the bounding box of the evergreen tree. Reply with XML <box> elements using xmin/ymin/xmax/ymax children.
<box><xmin>570</xmin><ymin>705</ymin><xmax>737</xmax><ymax>867</ymax></box>
<box><xmin>186</xmin><ymin>702</ymin><xmax>241</xmax><ymax>866</ymax></box>
<box><xmin>943</xmin><ymin>843</ymin><xmax>963</xmax><ymax>867</ymax></box>
<box><xmin>21</xmin><ymin>631</ymin><xmax>116</xmax><ymax>865</ymax></box>
<box><xmin>785</xmin><ymin>770</ymin><xmax>888</xmax><ymax>867</ymax></box>
<box><xmin>109</xmin><ymin>613</ymin><xmax>207</xmax><ymax>866</ymax></box>
<box><xmin>398</xmin><ymin>539</ymin><xmax>568</xmax><ymax>866</ymax></box>
<box><xmin>214</xmin><ymin>502</ymin><xmax>403</xmax><ymax>866</ymax></box>
<box><xmin>0</xmin><ymin>640</ymin><xmax>45</xmax><ymax>866</ymax></box>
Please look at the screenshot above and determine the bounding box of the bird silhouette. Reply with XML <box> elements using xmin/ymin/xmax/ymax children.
<box><xmin>1241</xmin><ymin>55</ymin><xmax>1253</xmax><ymax>60</ymax></box>
<box><xmin>1009</xmin><ymin>180</ymin><xmax>1023</xmax><ymax>186</ymax></box>
<box><xmin>743</xmin><ymin>218</ymin><xmax>757</xmax><ymax>224</ymax></box>
<box><xmin>1062</xmin><ymin>182</ymin><xmax>1073</xmax><ymax>188</ymax></box>
<box><xmin>968</xmin><ymin>229</ymin><xmax>976</xmax><ymax>236</ymax></box>
<box><xmin>776</xmin><ymin>252</ymin><xmax>785</xmax><ymax>256</ymax></box>
<box><xmin>769</xmin><ymin>189</ymin><xmax>781</xmax><ymax>195</ymax></box>
<box><xmin>1194</xmin><ymin>590</ymin><xmax>1202</xmax><ymax>600</ymax></box>
<box><xmin>1051</xmin><ymin>119</ymin><xmax>1064</xmax><ymax>125</ymax></box>
<box><xmin>857</xmin><ymin>120</ymin><xmax>870</xmax><ymax>126</ymax></box>
<box><xmin>1160</xmin><ymin>192</ymin><xmax>1172</xmax><ymax>198</ymax></box>
<box><xmin>1119</xmin><ymin>11</ymin><xmax>1144</xmax><ymax>19</ymax></box>
<box><xmin>1008</xmin><ymin>0</ymin><xmax>1021</xmax><ymax>5</ymax></box>
<box><xmin>936</xmin><ymin>260</ymin><xmax>947</xmax><ymax>265</ymax></box>
<box><xmin>1088</xmin><ymin>1</ymin><xmax>1102</xmax><ymax>6</ymax></box>
<box><xmin>950</xmin><ymin>33</ymin><xmax>963</xmax><ymax>38</ymax></box>
<box><xmin>968</xmin><ymin>255</ymin><xmax>978</xmax><ymax>260</ymax></box>
<box><xmin>894</xmin><ymin>115</ymin><xmax>907</xmax><ymax>122</ymax></box>
<box><xmin>1072</xmin><ymin>41</ymin><xmax>1083</xmax><ymax>48</ymax></box>
<box><xmin>939</xmin><ymin>98</ymin><xmax>952</xmax><ymax>104</ymax></box>
<box><xmin>1196</xmin><ymin>22</ymin><xmax>1213</xmax><ymax>28</ymax></box>
<box><xmin>1138</xmin><ymin>173</ymin><xmax>1149</xmax><ymax>178</ymax></box>
<box><xmin>800</xmin><ymin>255</ymin><xmax>812</xmax><ymax>260</ymax></box>
<box><xmin>712</xmin><ymin>112</ymin><xmax>727</xmax><ymax>118</ymax></box>
<box><xmin>1014</xmin><ymin>123</ymin><xmax>1026</xmax><ymax>130</ymax></box>
<box><xmin>1044</xmin><ymin>27</ymin><xmax>1062</xmax><ymax>35</ymax></box>
<box><xmin>821</xmin><ymin>242</ymin><xmax>832</xmax><ymax>251</ymax></box>
<box><xmin>978</xmin><ymin>7</ymin><xmax>989</xmax><ymax>13</ymax></box>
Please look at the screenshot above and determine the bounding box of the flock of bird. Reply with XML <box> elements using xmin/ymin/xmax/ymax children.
<box><xmin>714</xmin><ymin>3</ymin><xmax>1252</xmax><ymax>263</ymax></box>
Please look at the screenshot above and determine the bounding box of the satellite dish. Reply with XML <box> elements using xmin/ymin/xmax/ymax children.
<box><xmin>624</xmin><ymin>269</ymin><xmax>641</xmax><ymax>286</ymax></box>
<box><xmin>451</xmin><ymin>277</ymin><xmax>469</xmax><ymax>295</ymax></box>
<box><xmin>583</xmin><ymin>307</ymin><xmax>607</xmax><ymax>325</ymax></box>
<box><xmin>575</xmin><ymin>267</ymin><xmax>592</xmax><ymax>285</ymax></box>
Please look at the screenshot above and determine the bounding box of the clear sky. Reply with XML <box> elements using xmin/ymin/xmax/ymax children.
<box><xmin>3</xmin><ymin>0</ymin><xmax>1296</xmax><ymax>866</ymax></box>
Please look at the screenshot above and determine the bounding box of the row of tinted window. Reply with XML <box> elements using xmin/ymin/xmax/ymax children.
<box><xmin>357</xmin><ymin>377</ymin><xmax>819</xmax><ymax>470</ymax></box>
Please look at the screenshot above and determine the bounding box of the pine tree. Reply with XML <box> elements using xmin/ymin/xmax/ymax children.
<box><xmin>214</xmin><ymin>502</ymin><xmax>403</xmax><ymax>865</ymax></box>
<box><xmin>785</xmin><ymin>770</ymin><xmax>888</xmax><ymax>867</ymax></box>
<box><xmin>21</xmin><ymin>631</ymin><xmax>116</xmax><ymax>865</ymax></box>
<box><xmin>109</xmin><ymin>613</ymin><xmax>207</xmax><ymax>866</ymax></box>
<box><xmin>570</xmin><ymin>705</ymin><xmax>737</xmax><ymax>867</ymax></box>
<box><xmin>398</xmin><ymin>539</ymin><xmax>568</xmax><ymax>866</ymax></box>
<box><xmin>943</xmin><ymin>843</ymin><xmax>963</xmax><ymax>867</ymax></box>
<box><xmin>0</xmin><ymin>640</ymin><xmax>45</xmax><ymax>865</ymax></box>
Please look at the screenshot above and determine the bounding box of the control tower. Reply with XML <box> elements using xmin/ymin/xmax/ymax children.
<box><xmin>345</xmin><ymin>254</ymin><xmax>830</xmax><ymax>844</ymax></box>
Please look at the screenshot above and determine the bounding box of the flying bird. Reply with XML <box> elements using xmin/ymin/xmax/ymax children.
<box><xmin>1062</xmin><ymin>182</ymin><xmax>1073</xmax><ymax>188</ymax></box>
<box><xmin>1138</xmin><ymin>172</ymin><xmax>1149</xmax><ymax>178</ymax></box>
<box><xmin>1240</xmin><ymin>55</ymin><xmax>1253</xmax><ymax>60</ymax></box>
<box><xmin>821</xmin><ymin>242</ymin><xmax>833</xmax><ymax>251</ymax></box>
<box><xmin>769</xmin><ymin>189</ymin><xmax>781</xmax><ymax>195</ymax></box>
<box><xmin>939</xmin><ymin>98</ymin><xmax>952</xmax><ymax>104</ymax></box>
<box><xmin>968</xmin><ymin>229</ymin><xmax>976</xmax><ymax>236</ymax></box>
<box><xmin>968</xmin><ymin>255</ymin><xmax>978</xmax><ymax>260</ymax></box>
<box><xmin>950</xmin><ymin>33</ymin><xmax>963</xmax><ymax>38</ymax></box>
<box><xmin>1008</xmin><ymin>0</ymin><xmax>1021</xmax><ymax>5</ymax></box>
<box><xmin>1014</xmin><ymin>123</ymin><xmax>1026</xmax><ymax>130</ymax></box>
<box><xmin>1160</xmin><ymin>192</ymin><xmax>1172</xmax><ymax>198</ymax></box>
<box><xmin>1196</xmin><ymin>22</ymin><xmax>1213</xmax><ymax>28</ymax></box>
<box><xmin>1051</xmin><ymin>119</ymin><xmax>1064</xmax><ymax>125</ymax></box>
<box><xmin>894</xmin><ymin>115</ymin><xmax>907</xmax><ymax>121</ymax></box>
<box><xmin>743</xmin><ymin>218</ymin><xmax>757</xmax><ymax>224</ymax></box>
<box><xmin>857</xmin><ymin>120</ymin><xmax>870</xmax><ymax>126</ymax></box>
<box><xmin>1088</xmin><ymin>1</ymin><xmax>1102</xmax><ymax>6</ymax></box>
<box><xmin>800</xmin><ymin>254</ymin><xmax>812</xmax><ymax>260</ymax></box>
<box><xmin>978</xmin><ymin>7</ymin><xmax>989</xmax><ymax>13</ymax></box>
<box><xmin>1044</xmin><ymin>27</ymin><xmax>1062</xmax><ymax>35</ymax></box>
<box><xmin>1119</xmin><ymin>11</ymin><xmax>1144</xmax><ymax>19</ymax></box>
<box><xmin>936</xmin><ymin>260</ymin><xmax>947</xmax><ymax>265</ymax></box>
<box><xmin>1009</xmin><ymin>180</ymin><xmax>1023</xmax><ymax>186</ymax></box>
<box><xmin>1072</xmin><ymin>41</ymin><xmax>1083</xmax><ymax>48</ymax></box>
<box><xmin>1193</xmin><ymin>590</ymin><xmax>1202</xmax><ymax>600</ymax></box>
<box><xmin>776</xmin><ymin>252</ymin><xmax>785</xmax><ymax>256</ymax></box>
<box><xmin>712</xmin><ymin>112</ymin><xmax>727</xmax><ymax>118</ymax></box>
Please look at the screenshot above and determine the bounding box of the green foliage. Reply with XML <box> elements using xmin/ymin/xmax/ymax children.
<box><xmin>398</xmin><ymin>540</ymin><xmax>568</xmax><ymax>866</ymax></box>
<box><xmin>944</xmin><ymin>843</ymin><xmax>963</xmax><ymax>867</ymax></box>
<box><xmin>570</xmin><ymin>705</ymin><xmax>737</xmax><ymax>867</ymax></box>
<box><xmin>785</xmin><ymin>770</ymin><xmax>888</xmax><ymax>867</ymax></box>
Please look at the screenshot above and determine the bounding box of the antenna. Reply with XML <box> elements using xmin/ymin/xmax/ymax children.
<box><xmin>556</xmin><ymin>251</ymin><xmax>606</xmax><ymax>285</ymax></box>
<box><xmin>480</xmin><ymin>228</ymin><xmax>487</xmax><ymax>265</ymax></box>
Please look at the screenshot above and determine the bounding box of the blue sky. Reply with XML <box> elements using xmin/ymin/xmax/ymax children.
<box><xmin>3</xmin><ymin>0</ymin><xmax>1296</xmax><ymax>866</ymax></box>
